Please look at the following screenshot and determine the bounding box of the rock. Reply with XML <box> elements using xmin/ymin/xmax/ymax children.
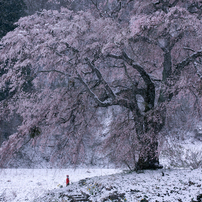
<box><xmin>102</xmin><ymin>191</ymin><xmax>125</xmax><ymax>202</ymax></box>
<box><xmin>141</xmin><ymin>198</ymin><xmax>149</xmax><ymax>202</ymax></box>
<box><xmin>197</xmin><ymin>194</ymin><xmax>202</xmax><ymax>202</ymax></box>
<box><xmin>79</xmin><ymin>179</ymin><xmax>88</xmax><ymax>186</ymax></box>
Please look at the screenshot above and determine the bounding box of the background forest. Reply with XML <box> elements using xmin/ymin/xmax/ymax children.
<box><xmin>1</xmin><ymin>0</ymin><xmax>202</xmax><ymax>170</ymax></box>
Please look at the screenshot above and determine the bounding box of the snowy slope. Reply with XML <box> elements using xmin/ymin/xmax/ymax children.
<box><xmin>1</xmin><ymin>168</ymin><xmax>202</xmax><ymax>201</ymax></box>
<box><xmin>33</xmin><ymin>169</ymin><xmax>202</xmax><ymax>202</ymax></box>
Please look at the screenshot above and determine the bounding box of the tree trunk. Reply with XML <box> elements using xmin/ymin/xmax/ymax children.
<box><xmin>162</xmin><ymin>51</ymin><xmax>172</xmax><ymax>81</ymax></box>
<box><xmin>136</xmin><ymin>133</ymin><xmax>162</xmax><ymax>170</ymax></box>
<box><xmin>135</xmin><ymin>109</ymin><xmax>165</xmax><ymax>170</ymax></box>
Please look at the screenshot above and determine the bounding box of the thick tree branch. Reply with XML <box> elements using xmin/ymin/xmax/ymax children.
<box><xmin>85</xmin><ymin>58</ymin><xmax>116</xmax><ymax>100</ymax></box>
<box><xmin>174</xmin><ymin>49</ymin><xmax>202</xmax><ymax>77</ymax></box>
<box><xmin>159</xmin><ymin>49</ymin><xmax>202</xmax><ymax>104</ymax></box>
<box><xmin>121</xmin><ymin>52</ymin><xmax>155</xmax><ymax>109</ymax></box>
<box><xmin>107</xmin><ymin>52</ymin><xmax>155</xmax><ymax>109</ymax></box>
<box><xmin>74</xmin><ymin>67</ymin><xmax>110</xmax><ymax>107</ymax></box>
<box><xmin>108</xmin><ymin>52</ymin><xmax>153</xmax><ymax>86</ymax></box>
<box><xmin>129</xmin><ymin>36</ymin><xmax>158</xmax><ymax>46</ymax></box>
<box><xmin>123</xmin><ymin>62</ymin><xmax>138</xmax><ymax>89</ymax></box>
<box><xmin>183</xmin><ymin>47</ymin><xmax>196</xmax><ymax>52</ymax></box>
<box><xmin>170</xmin><ymin>32</ymin><xmax>184</xmax><ymax>50</ymax></box>
<box><xmin>74</xmin><ymin>63</ymin><xmax>139</xmax><ymax>110</ymax></box>
<box><xmin>162</xmin><ymin>51</ymin><xmax>172</xmax><ymax>81</ymax></box>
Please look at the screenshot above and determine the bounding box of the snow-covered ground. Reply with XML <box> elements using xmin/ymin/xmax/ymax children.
<box><xmin>0</xmin><ymin>168</ymin><xmax>122</xmax><ymax>202</ymax></box>
<box><xmin>34</xmin><ymin>169</ymin><xmax>202</xmax><ymax>202</ymax></box>
<box><xmin>1</xmin><ymin>168</ymin><xmax>202</xmax><ymax>202</ymax></box>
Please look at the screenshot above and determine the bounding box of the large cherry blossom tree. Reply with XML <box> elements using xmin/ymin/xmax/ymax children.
<box><xmin>1</xmin><ymin>1</ymin><xmax>202</xmax><ymax>169</ymax></box>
